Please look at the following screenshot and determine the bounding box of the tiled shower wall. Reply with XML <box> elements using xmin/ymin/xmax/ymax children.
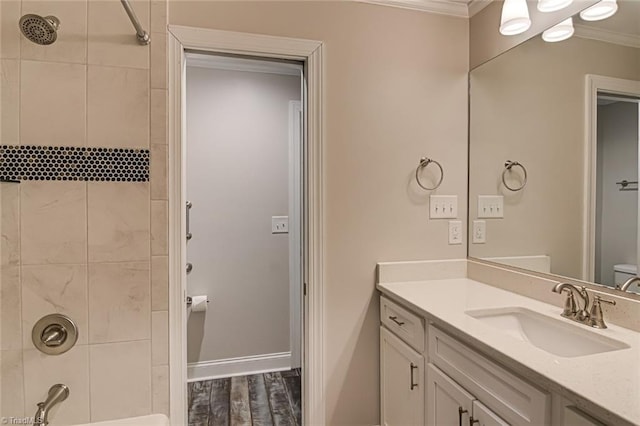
<box><xmin>0</xmin><ymin>0</ymin><xmax>169</xmax><ymax>422</ymax></box>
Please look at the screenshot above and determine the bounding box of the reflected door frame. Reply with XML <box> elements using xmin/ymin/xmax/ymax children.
<box><xmin>167</xmin><ymin>26</ymin><xmax>325</xmax><ymax>425</ymax></box>
<box><xmin>583</xmin><ymin>75</ymin><xmax>640</xmax><ymax>282</ymax></box>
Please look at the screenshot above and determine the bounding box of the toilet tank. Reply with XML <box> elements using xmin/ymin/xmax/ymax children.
<box><xmin>614</xmin><ymin>264</ymin><xmax>639</xmax><ymax>291</ymax></box>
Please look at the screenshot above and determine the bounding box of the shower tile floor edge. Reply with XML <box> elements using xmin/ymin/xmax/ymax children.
<box><xmin>188</xmin><ymin>369</ymin><xmax>301</xmax><ymax>426</ymax></box>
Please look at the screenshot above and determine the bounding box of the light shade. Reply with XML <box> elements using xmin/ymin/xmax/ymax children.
<box><xmin>542</xmin><ymin>17</ymin><xmax>575</xmax><ymax>42</ymax></box>
<box><xmin>537</xmin><ymin>0</ymin><xmax>573</xmax><ymax>12</ymax></box>
<box><xmin>579</xmin><ymin>0</ymin><xmax>618</xmax><ymax>21</ymax></box>
<box><xmin>500</xmin><ymin>0</ymin><xmax>532</xmax><ymax>35</ymax></box>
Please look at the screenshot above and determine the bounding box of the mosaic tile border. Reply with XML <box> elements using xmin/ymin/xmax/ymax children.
<box><xmin>0</xmin><ymin>145</ymin><xmax>150</xmax><ymax>182</ymax></box>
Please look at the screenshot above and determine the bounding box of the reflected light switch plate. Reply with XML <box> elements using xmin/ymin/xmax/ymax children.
<box><xmin>478</xmin><ymin>195</ymin><xmax>504</xmax><ymax>218</ymax></box>
<box><xmin>272</xmin><ymin>216</ymin><xmax>289</xmax><ymax>234</ymax></box>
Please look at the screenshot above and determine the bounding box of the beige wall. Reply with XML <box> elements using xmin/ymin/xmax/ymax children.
<box><xmin>469</xmin><ymin>36</ymin><xmax>640</xmax><ymax>280</ymax></box>
<box><xmin>169</xmin><ymin>2</ymin><xmax>469</xmax><ymax>423</ymax></box>
<box><xmin>185</xmin><ymin>66</ymin><xmax>299</xmax><ymax>365</ymax></box>
<box><xmin>0</xmin><ymin>0</ymin><xmax>169</xmax><ymax>422</ymax></box>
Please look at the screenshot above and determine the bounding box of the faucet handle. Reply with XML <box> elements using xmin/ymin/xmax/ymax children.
<box><xmin>594</xmin><ymin>295</ymin><xmax>616</xmax><ymax>306</ymax></box>
<box><xmin>560</xmin><ymin>289</ymin><xmax>577</xmax><ymax>318</ymax></box>
<box><xmin>589</xmin><ymin>296</ymin><xmax>616</xmax><ymax>329</ymax></box>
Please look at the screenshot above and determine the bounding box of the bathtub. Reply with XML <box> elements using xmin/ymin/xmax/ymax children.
<box><xmin>72</xmin><ymin>414</ymin><xmax>170</xmax><ymax>426</ymax></box>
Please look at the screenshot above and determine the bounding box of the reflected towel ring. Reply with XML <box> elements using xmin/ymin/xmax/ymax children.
<box><xmin>502</xmin><ymin>160</ymin><xmax>527</xmax><ymax>192</ymax></box>
<box><xmin>415</xmin><ymin>157</ymin><xmax>444</xmax><ymax>190</ymax></box>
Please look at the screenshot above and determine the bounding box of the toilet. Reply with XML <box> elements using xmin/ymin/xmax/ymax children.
<box><xmin>613</xmin><ymin>264</ymin><xmax>640</xmax><ymax>292</ymax></box>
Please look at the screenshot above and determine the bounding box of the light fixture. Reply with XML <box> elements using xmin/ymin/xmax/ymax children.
<box><xmin>537</xmin><ymin>0</ymin><xmax>573</xmax><ymax>13</ymax></box>
<box><xmin>500</xmin><ymin>0</ymin><xmax>532</xmax><ymax>36</ymax></box>
<box><xmin>579</xmin><ymin>0</ymin><xmax>618</xmax><ymax>21</ymax></box>
<box><xmin>542</xmin><ymin>17</ymin><xmax>575</xmax><ymax>42</ymax></box>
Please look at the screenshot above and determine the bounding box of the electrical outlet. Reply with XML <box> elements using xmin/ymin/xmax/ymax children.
<box><xmin>448</xmin><ymin>221</ymin><xmax>462</xmax><ymax>245</ymax></box>
<box><xmin>271</xmin><ymin>216</ymin><xmax>289</xmax><ymax>234</ymax></box>
<box><xmin>472</xmin><ymin>220</ymin><xmax>486</xmax><ymax>244</ymax></box>
<box><xmin>478</xmin><ymin>195</ymin><xmax>504</xmax><ymax>218</ymax></box>
<box><xmin>430</xmin><ymin>195</ymin><xmax>458</xmax><ymax>219</ymax></box>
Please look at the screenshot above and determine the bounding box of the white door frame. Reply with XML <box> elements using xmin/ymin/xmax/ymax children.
<box><xmin>582</xmin><ymin>75</ymin><xmax>640</xmax><ymax>282</ymax></box>
<box><xmin>167</xmin><ymin>26</ymin><xmax>325</xmax><ymax>425</ymax></box>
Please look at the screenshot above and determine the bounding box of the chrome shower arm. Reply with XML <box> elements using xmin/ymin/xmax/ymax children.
<box><xmin>120</xmin><ymin>0</ymin><xmax>150</xmax><ymax>45</ymax></box>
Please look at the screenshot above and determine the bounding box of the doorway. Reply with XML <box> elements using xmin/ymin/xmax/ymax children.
<box><xmin>167</xmin><ymin>27</ymin><xmax>324</xmax><ymax>425</ymax></box>
<box><xmin>584</xmin><ymin>74</ymin><xmax>640</xmax><ymax>290</ymax></box>
<box><xmin>184</xmin><ymin>53</ymin><xmax>303</xmax><ymax>424</ymax></box>
<box><xmin>594</xmin><ymin>93</ymin><xmax>640</xmax><ymax>289</ymax></box>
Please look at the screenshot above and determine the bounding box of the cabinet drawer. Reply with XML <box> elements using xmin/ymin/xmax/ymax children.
<box><xmin>380</xmin><ymin>296</ymin><xmax>425</xmax><ymax>352</ymax></box>
<box><xmin>429</xmin><ymin>325</ymin><xmax>550</xmax><ymax>426</ymax></box>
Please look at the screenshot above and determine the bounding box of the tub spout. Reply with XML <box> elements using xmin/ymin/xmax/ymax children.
<box><xmin>33</xmin><ymin>384</ymin><xmax>69</xmax><ymax>426</ymax></box>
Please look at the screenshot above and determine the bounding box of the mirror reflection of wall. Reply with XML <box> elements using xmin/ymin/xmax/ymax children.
<box><xmin>468</xmin><ymin>1</ymin><xmax>640</xmax><ymax>294</ymax></box>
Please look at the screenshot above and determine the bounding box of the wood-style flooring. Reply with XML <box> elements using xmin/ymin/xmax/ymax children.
<box><xmin>188</xmin><ymin>369</ymin><xmax>301</xmax><ymax>426</ymax></box>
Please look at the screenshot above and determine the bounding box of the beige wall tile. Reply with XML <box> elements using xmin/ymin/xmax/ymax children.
<box><xmin>23</xmin><ymin>346</ymin><xmax>90</xmax><ymax>425</ymax></box>
<box><xmin>1</xmin><ymin>60</ymin><xmax>20</xmax><ymax>145</ymax></box>
<box><xmin>88</xmin><ymin>262</ymin><xmax>150</xmax><ymax>343</ymax></box>
<box><xmin>20</xmin><ymin>60</ymin><xmax>86</xmax><ymax>147</ymax></box>
<box><xmin>151</xmin><ymin>365</ymin><xmax>169</xmax><ymax>416</ymax></box>
<box><xmin>0</xmin><ymin>350</ymin><xmax>25</xmax><ymax>418</ymax></box>
<box><xmin>87</xmin><ymin>183</ymin><xmax>150</xmax><ymax>262</ymax></box>
<box><xmin>87</xmin><ymin>65</ymin><xmax>149</xmax><ymax>148</ymax></box>
<box><xmin>151</xmin><ymin>200</ymin><xmax>167</xmax><ymax>256</ymax></box>
<box><xmin>150</xmin><ymin>88</ymin><xmax>167</xmax><ymax>145</ymax></box>
<box><xmin>89</xmin><ymin>340</ymin><xmax>151</xmax><ymax>421</ymax></box>
<box><xmin>0</xmin><ymin>1</ymin><xmax>21</xmax><ymax>59</ymax></box>
<box><xmin>150</xmin><ymin>1</ymin><xmax>167</xmax><ymax>34</ymax></box>
<box><xmin>150</xmin><ymin>32</ymin><xmax>166</xmax><ymax>89</ymax></box>
<box><xmin>22</xmin><ymin>264</ymin><xmax>88</xmax><ymax>346</ymax></box>
<box><xmin>151</xmin><ymin>144</ymin><xmax>167</xmax><ymax>200</ymax></box>
<box><xmin>151</xmin><ymin>311</ymin><xmax>167</xmax><ymax>365</ymax></box>
<box><xmin>88</xmin><ymin>0</ymin><xmax>150</xmax><ymax>69</ymax></box>
<box><xmin>21</xmin><ymin>181</ymin><xmax>87</xmax><ymax>265</ymax></box>
<box><xmin>0</xmin><ymin>266</ymin><xmax>21</xmax><ymax>351</ymax></box>
<box><xmin>151</xmin><ymin>255</ymin><xmax>168</xmax><ymax>311</ymax></box>
<box><xmin>21</xmin><ymin>0</ymin><xmax>88</xmax><ymax>64</ymax></box>
<box><xmin>1</xmin><ymin>182</ymin><xmax>21</xmax><ymax>266</ymax></box>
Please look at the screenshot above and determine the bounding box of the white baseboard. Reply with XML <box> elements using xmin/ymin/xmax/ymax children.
<box><xmin>187</xmin><ymin>351</ymin><xmax>292</xmax><ymax>382</ymax></box>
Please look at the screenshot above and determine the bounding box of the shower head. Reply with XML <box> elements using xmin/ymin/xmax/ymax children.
<box><xmin>19</xmin><ymin>14</ymin><xmax>60</xmax><ymax>45</ymax></box>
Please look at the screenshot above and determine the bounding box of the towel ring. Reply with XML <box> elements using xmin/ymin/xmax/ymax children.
<box><xmin>415</xmin><ymin>157</ymin><xmax>443</xmax><ymax>191</ymax></box>
<box><xmin>502</xmin><ymin>160</ymin><xmax>527</xmax><ymax>192</ymax></box>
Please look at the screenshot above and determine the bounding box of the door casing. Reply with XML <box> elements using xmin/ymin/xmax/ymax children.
<box><xmin>167</xmin><ymin>25</ymin><xmax>325</xmax><ymax>425</ymax></box>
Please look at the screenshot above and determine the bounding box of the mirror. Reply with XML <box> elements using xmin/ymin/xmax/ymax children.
<box><xmin>468</xmin><ymin>1</ymin><xmax>640</xmax><ymax>294</ymax></box>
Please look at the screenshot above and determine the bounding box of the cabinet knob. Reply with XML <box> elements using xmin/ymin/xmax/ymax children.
<box><xmin>469</xmin><ymin>416</ymin><xmax>479</xmax><ymax>426</ymax></box>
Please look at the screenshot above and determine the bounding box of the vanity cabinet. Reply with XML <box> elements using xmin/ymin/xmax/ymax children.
<box><xmin>380</xmin><ymin>295</ymin><xmax>552</xmax><ymax>426</ymax></box>
<box><xmin>380</xmin><ymin>296</ymin><xmax>426</xmax><ymax>426</ymax></box>
<box><xmin>380</xmin><ymin>327</ymin><xmax>424</xmax><ymax>426</ymax></box>
<box><xmin>427</xmin><ymin>363</ymin><xmax>509</xmax><ymax>426</ymax></box>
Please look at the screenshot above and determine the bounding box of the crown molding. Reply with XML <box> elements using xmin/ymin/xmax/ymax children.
<box><xmin>468</xmin><ymin>0</ymin><xmax>493</xmax><ymax>17</ymax></box>
<box><xmin>575</xmin><ymin>24</ymin><xmax>640</xmax><ymax>49</ymax></box>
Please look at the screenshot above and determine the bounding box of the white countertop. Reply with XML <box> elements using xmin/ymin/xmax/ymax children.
<box><xmin>377</xmin><ymin>278</ymin><xmax>640</xmax><ymax>425</ymax></box>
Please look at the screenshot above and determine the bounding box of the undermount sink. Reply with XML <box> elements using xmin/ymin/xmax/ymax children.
<box><xmin>465</xmin><ymin>307</ymin><xmax>630</xmax><ymax>358</ymax></box>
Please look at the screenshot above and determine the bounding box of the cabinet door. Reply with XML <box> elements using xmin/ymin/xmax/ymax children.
<box><xmin>380</xmin><ymin>327</ymin><xmax>424</xmax><ymax>426</ymax></box>
<box><xmin>471</xmin><ymin>400</ymin><xmax>510</xmax><ymax>426</ymax></box>
<box><xmin>426</xmin><ymin>363</ymin><xmax>475</xmax><ymax>426</ymax></box>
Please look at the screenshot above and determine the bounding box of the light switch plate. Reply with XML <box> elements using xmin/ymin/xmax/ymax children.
<box><xmin>472</xmin><ymin>220</ymin><xmax>486</xmax><ymax>244</ymax></box>
<box><xmin>430</xmin><ymin>195</ymin><xmax>458</xmax><ymax>219</ymax></box>
<box><xmin>272</xmin><ymin>216</ymin><xmax>289</xmax><ymax>234</ymax></box>
<box><xmin>448</xmin><ymin>221</ymin><xmax>462</xmax><ymax>245</ymax></box>
<box><xmin>478</xmin><ymin>195</ymin><xmax>504</xmax><ymax>218</ymax></box>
